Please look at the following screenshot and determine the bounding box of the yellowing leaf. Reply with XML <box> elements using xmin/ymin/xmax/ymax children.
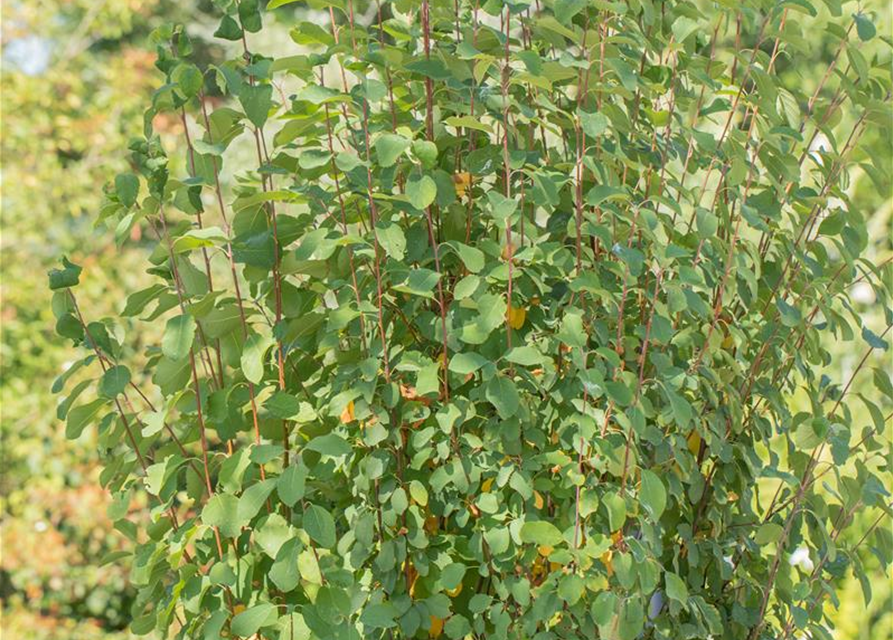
<box><xmin>481</xmin><ymin>478</ymin><xmax>494</xmax><ymax>493</ymax></box>
<box><xmin>429</xmin><ymin>615</ymin><xmax>444</xmax><ymax>638</ymax></box>
<box><xmin>538</xmin><ymin>544</ymin><xmax>553</xmax><ymax>557</ymax></box>
<box><xmin>601</xmin><ymin>549</ymin><xmax>614</xmax><ymax>577</ymax></box>
<box><xmin>534</xmin><ymin>490</ymin><xmax>544</xmax><ymax>510</ymax></box>
<box><xmin>687</xmin><ymin>430</ymin><xmax>701</xmax><ymax>456</ymax></box>
<box><xmin>340</xmin><ymin>400</ymin><xmax>355</xmax><ymax>424</ymax></box>
<box><xmin>507</xmin><ymin>305</ymin><xmax>527</xmax><ymax>330</ymax></box>
<box><xmin>445</xmin><ymin>583</ymin><xmax>463</xmax><ymax>597</ymax></box>
<box><xmin>407</xmin><ymin>560</ymin><xmax>420</xmax><ymax>598</ymax></box>
<box><xmin>453</xmin><ymin>172</ymin><xmax>472</xmax><ymax>198</ymax></box>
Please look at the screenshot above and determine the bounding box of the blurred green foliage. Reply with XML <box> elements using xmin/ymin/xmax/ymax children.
<box><xmin>1</xmin><ymin>1</ymin><xmax>890</xmax><ymax>639</ymax></box>
<box><xmin>2</xmin><ymin>2</ymin><xmax>198</xmax><ymax>637</ymax></box>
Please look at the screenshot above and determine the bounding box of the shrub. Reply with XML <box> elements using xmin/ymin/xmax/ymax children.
<box><xmin>51</xmin><ymin>1</ymin><xmax>892</xmax><ymax>639</ymax></box>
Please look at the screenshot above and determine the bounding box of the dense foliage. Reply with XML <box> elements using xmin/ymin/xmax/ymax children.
<box><xmin>46</xmin><ymin>1</ymin><xmax>891</xmax><ymax>639</ymax></box>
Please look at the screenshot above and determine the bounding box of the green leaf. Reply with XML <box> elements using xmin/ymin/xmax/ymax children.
<box><xmin>446</xmin><ymin>241</ymin><xmax>485</xmax><ymax>273</ymax></box>
<box><xmin>294</xmin><ymin>84</ymin><xmax>343</xmax><ymax>105</ymax></box>
<box><xmin>777</xmin><ymin>298</ymin><xmax>801</xmax><ymax>327</ymax></box>
<box><xmin>277</xmin><ymin>463</ymin><xmax>308</xmax><ymax>507</ymax></box>
<box><xmin>335</xmin><ymin>151</ymin><xmax>363</xmax><ymax>172</ymax></box>
<box><xmin>755</xmin><ymin>522</ymin><xmax>785</xmax><ymax>544</ymax></box>
<box><xmin>663</xmin><ymin>386</ymin><xmax>693</xmax><ymax>428</ymax></box>
<box><xmin>665</xmin><ymin>572</ymin><xmax>689</xmax><ymax>603</ymax></box>
<box><xmin>444</xmin><ymin>116</ymin><xmax>493</xmax><ymax>133</ymax></box>
<box><xmin>298</xmin><ymin>548</ymin><xmax>322</xmax><ymax>585</ymax></box>
<box><xmin>449</xmin><ymin>352</ymin><xmax>489</xmax><ymax>376</ymax></box>
<box><xmin>256</xmin><ymin>513</ymin><xmax>291</xmax><ymax>558</ymax></box>
<box><xmin>412</xmin><ymin>140</ymin><xmax>438</xmax><ymax>169</ymax></box>
<box><xmin>264</xmin><ymin>392</ymin><xmax>302</xmax><ymax>420</ymax></box>
<box><xmin>606</xmin><ymin>380</ymin><xmax>633</xmax><ymax>408</ymax></box>
<box><xmin>793</xmin><ymin>417</ymin><xmax>828</xmax><ymax>449</ymax></box>
<box><xmin>558</xmin><ymin>312</ymin><xmax>587</xmax><ymax>349</ymax></box>
<box><xmin>172</xmin><ymin>227</ymin><xmax>228</xmax><ymax>253</ymax></box>
<box><xmin>377</xmin><ymin>223</ymin><xmax>407</xmax><ymax>261</ymax></box>
<box><xmin>486</xmin><ymin>191</ymin><xmax>519</xmax><ymax>222</ymax></box>
<box><xmin>392</xmin><ymin>268</ymin><xmax>440</xmax><ymax>298</ymax></box>
<box><xmin>558</xmin><ymin>574</ymin><xmax>585</xmax><ymax>605</ymax></box>
<box><xmin>241</xmin><ymin>332</ymin><xmax>273</xmax><ymax>384</ymax></box>
<box><xmin>441</xmin><ymin>562</ymin><xmax>466</xmax><ymax>590</ymax></box>
<box><xmin>270</xmin><ymin>539</ymin><xmax>302</xmax><ymax>592</ymax></box>
<box><xmin>99</xmin><ymin>365</ymin><xmax>131</xmax><ymax>399</ymax></box>
<box><xmin>504</xmin><ymin>346</ymin><xmax>542</xmax><ymax>366</ymax></box>
<box><xmin>554</xmin><ymin>0</ymin><xmax>587</xmax><ymax>25</ymax></box>
<box><xmin>48</xmin><ymin>257</ymin><xmax>83</xmax><ymax>291</ymax></box>
<box><xmin>486</xmin><ymin>374</ymin><xmax>520</xmax><ymax>419</ymax></box>
<box><xmin>231</xmin><ymin>603</ymin><xmax>278</xmax><ymax>637</ymax></box>
<box><xmin>298</xmin><ymin>149</ymin><xmax>331</xmax><ymax>170</ymax></box>
<box><xmin>214</xmin><ymin>14</ymin><xmax>243</xmax><ymax>40</ymax></box>
<box><xmin>696</xmin><ymin>208</ymin><xmax>718</xmax><ymax>238</ymax></box>
<box><xmin>122</xmin><ymin>284</ymin><xmax>167</xmax><ymax>317</ymax></box>
<box><xmin>360</xmin><ymin>603</ymin><xmax>398</xmax><ymax>629</ymax></box>
<box><xmin>304</xmin><ymin>504</ymin><xmax>337</xmax><ymax>548</ymax></box>
<box><xmin>406</xmin><ymin>175</ymin><xmax>437</xmax><ymax>210</ymax></box>
<box><xmin>115</xmin><ymin>173</ymin><xmax>140</xmax><ymax>208</ymax></box>
<box><xmin>639</xmin><ymin>469</ymin><xmax>667</xmax><ymax>520</ymax></box>
<box><xmin>306</xmin><ymin>433</ymin><xmax>351</xmax><ymax>457</ymax></box>
<box><xmin>66</xmin><ymin>399</ymin><xmax>107</xmax><ymax>439</ymax></box>
<box><xmin>671</xmin><ymin>16</ymin><xmax>700</xmax><ymax>43</ymax></box>
<box><xmin>408</xmin><ymin>480</ymin><xmax>428</xmax><ymax>507</ymax></box>
<box><xmin>592</xmin><ymin>591</ymin><xmax>617</xmax><ymax>626</ymax></box>
<box><xmin>375</xmin><ymin>133</ymin><xmax>410</xmax><ymax>167</ymax></box>
<box><xmin>239</xmin><ymin>83</ymin><xmax>273</xmax><ymax>129</ymax></box>
<box><xmin>603</xmin><ymin>491</ymin><xmax>627</xmax><ymax>531</ymax></box>
<box><xmin>162</xmin><ymin>314</ymin><xmax>196</xmax><ymax>361</ymax></box>
<box><xmin>54</xmin><ymin>380</ymin><xmax>93</xmax><ymax>420</ymax></box>
<box><xmin>862</xmin><ymin>326</ymin><xmax>889</xmax><ymax>350</ymax></box>
<box><xmin>202</xmin><ymin>493</ymin><xmax>241</xmax><ymax>538</ymax></box>
<box><xmin>854</xmin><ymin>13</ymin><xmax>876</xmax><ymax>41</ymax></box>
<box><xmin>237</xmin><ymin>478</ymin><xmax>277</xmax><ymax>524</ymax></box>
<box><xmin>173</xmin><ymin>63</ymin><xmax>203</xmax><ymax>99</ymax></box>
<box><xmin>519</xmin><ymin>520</ymin><xmax>563</xmax><ymax>546</ymax></box>
<box><xmin>580</xmin><ymin>110</ymin><xmax>609</xmax><ymax>137</ymax></box>
<box><xmin>238</xmin><ymin>0</ymin><xmax>262</xmax><ymax>33</ymax></box>
<box><xmin>268</xmin><ymin>0</ymin><xmax>300</xmax><ymax>8</ymax></box>
<box><xmin>586</xmin><ymin>185</ymin><xmax>628</xmax><ymax>208</ymax></box>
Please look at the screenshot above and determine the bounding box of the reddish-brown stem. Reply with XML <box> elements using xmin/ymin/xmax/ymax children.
<box><xmin>195</xmin><ymin>91</ymin><xmax>270</xmax><ymax>478</ymax></box>
<box><xmin>239</xmin><ymin>33</ymin><xmax>290</xmax><ymax>466</ymax></box>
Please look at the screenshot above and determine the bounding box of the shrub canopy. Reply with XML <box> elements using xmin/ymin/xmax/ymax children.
<box><xmin>51</xmin><ymin>1</ymin><xmax>892</xmax><ymax>639</ymax></box>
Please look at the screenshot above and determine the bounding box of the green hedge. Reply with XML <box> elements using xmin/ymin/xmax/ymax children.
<box><xmin>50</xmin><ymin>1</ymin><xmax>891</xmax><ymax>639</ymax></box>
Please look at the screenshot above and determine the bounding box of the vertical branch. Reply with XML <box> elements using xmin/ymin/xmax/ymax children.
<box><xmin>322</xmin><ymin>93</ymin><xmax>367</xmax><ymax>352</ymax></box>
<box><xmin>196</xmin><ymin>91</ymin><xmax>270</xmax><ymax>479</ymax></box>
<box><xmin>238</xmin><ymin>32</ymin><xmax>291</xmax><ymax>466</ymax></box>
<box><xmin>502</xmin><ymin>7</ymin><xmax>515</xmax><ymax>353</ymax></box>
<box><xmin>151</xmin><ymin>214</ymin><xmax>220</xmax><ymax>505</ymax></box>
<box><xmin>361</xmin><ymin>98</ymin><xmax>392</xmax><ymax>382</ymax></box>
<box><xmin>422</xmin><ymin>0</ymin><xmax>451</xmax><ymax>400</ymax></box>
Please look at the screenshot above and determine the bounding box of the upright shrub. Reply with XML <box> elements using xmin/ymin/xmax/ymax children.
<box><xmin>50</xmin><ymin>1</ymin><xmax>892</xmax><ymax>639</ymax></box>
